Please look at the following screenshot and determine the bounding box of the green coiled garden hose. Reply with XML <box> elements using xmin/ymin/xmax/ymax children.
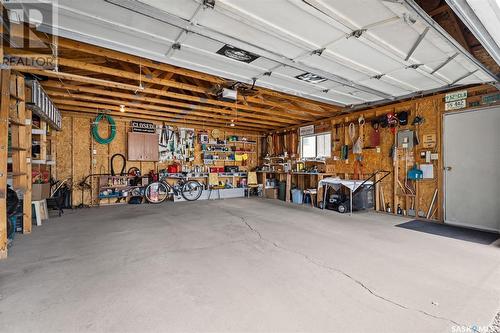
<box><xmin>92</xmin><ymin>114</ymin><xmax>116</xmax><ymax>144</ymax></box>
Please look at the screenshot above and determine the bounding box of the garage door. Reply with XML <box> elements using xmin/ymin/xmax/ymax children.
<box><xmin>443</xmin><ymin>106</ymin><xmax>500</xmax><ymax>232</ymax></box>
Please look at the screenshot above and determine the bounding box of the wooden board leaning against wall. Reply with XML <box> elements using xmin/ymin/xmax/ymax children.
<box><xmin>53</xmin><ymin>113</ymin><xmax>262</xmax><ymax>207</ymax></box>
<box><xmin>267</xmin><ymin>84</ymin><xmax>499</xmax><ymax>222</ymax></box>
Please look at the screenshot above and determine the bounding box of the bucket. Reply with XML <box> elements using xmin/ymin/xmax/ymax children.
<box><xmin>291</xmin><ymin>189</ymin><xmax>303</xmax><ymax>204</ymax></box>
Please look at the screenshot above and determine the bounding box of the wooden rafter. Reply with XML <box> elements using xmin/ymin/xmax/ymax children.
<box><xmin>41</xmin><ymin>82</ymin><xmax>300</xmax><ymax>125</ymax></box>
<box><xmin>4</xmin><ymin>25</ymin><xmax>348</xmax><ymax>131</ymax></box>
<box><xmin>46</xmin><ymin>91</ymin><xmax>284</xmax><ymax>128</ymax></box>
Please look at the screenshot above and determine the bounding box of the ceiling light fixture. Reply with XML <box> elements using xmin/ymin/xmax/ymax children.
<box><xmin>296</xmin><ymin>72</ymin><xmax>327</xmax><ymax>84</ymax></box>
<box><xmin>203</xmin><ymin>0</ymin><xmax>215</xmax><ymax>9</ymax></box>
<box><xmin>216</xmin><ymin>45</ymin><xmax>260</xmax><ymax>63</ymax></box>
<box><xmin>135</xmin><ymin>63</ymin><xmax>145</xmax><ymax>94</ymax></box>
<box><xmin>120</xmin><ymin>105</ymin><xmax>126</xmax><ymax>112</ymax></box>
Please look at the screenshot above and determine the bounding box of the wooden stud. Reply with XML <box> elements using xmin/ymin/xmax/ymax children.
<box><xmin>24</xmin><ymin>105</ymin><xmax>32</xmax><ymax>234</ymax></box>
<box><xmin>0</xmin><ymin>69</ymin><xmax>10</xmax><ymax>259</ymax></box>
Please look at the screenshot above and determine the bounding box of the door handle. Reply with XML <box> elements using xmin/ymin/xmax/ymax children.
<box><xmin>444</xmin><ymin>166</ymin><xmax>452</xmax><ymax>171</ymax></box>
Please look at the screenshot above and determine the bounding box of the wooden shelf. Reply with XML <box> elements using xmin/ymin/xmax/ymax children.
<box><xmin>9</xmin><ymin>146</ymin><xmax>27</xmax><ymax>151</ymax></box>
<box><xmin>32</xmin><ymin>159</ymin><xmax>56</xmax><ymax>165</ymax></box>
<box><xmin>32</xmin><ymin>129</ymin><xmax>46</xmax><ymax>135</ymax></box>
<box><xmin>10</xmin><ymin>94</ymin><xmax>25</xmax><ymax>101</ymax></box>
<box><xmin>8</xmin><ymin>172</ymin><xmax>27</xmax><ymax>177</ymax></box>
<box><xmin>9</xmin><ymin>118</ymin><xmax>26</xmax><ymax>126</ymax></box>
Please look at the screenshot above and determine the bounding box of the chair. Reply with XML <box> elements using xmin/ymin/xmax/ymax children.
<box><xmin>246</xmin><ymin>171</ymin><xmax>262</xmax><ymax>197</ymax></box>
<box><xmin>32</xmin><ymin>199</ymin><xmax>49</xmax><ymax>226</ymax></box>
<box><xmin>208</xmin><ymin>173</ymin><xmax>225</xmax><ymax>200</ymax></box>
<box><xmin>303</xmin><ymin>188</ymin><xmax>317</xmax><ymax>207</ymax></box>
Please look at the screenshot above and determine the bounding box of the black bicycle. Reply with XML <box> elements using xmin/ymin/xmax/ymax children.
<box><xmin>145</xmin><ymin>176</ymin><xmax>204</xmax><ymax>203</ymax></box>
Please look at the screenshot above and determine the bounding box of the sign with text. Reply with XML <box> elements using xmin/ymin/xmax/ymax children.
<box><xmin>299</xmin><ymin>125</ymin><xmax>314</xmax><ymax>136</ymax></box>
<box><xmin>445</xmin><ymin>90</ymin><xmax>467</xmax><ymax>103</ymax></box>
<box><xmin>445</xmin><ymin>99</ymin><xmax>466</xmax><ymax>111</ymax></box>
<box><xmin>130</xmin><ymin>121</ymin><xmax>156</xmax><ymax>133</ymax></box>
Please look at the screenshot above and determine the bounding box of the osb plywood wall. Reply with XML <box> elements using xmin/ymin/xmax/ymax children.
<box><xmin>54</xmin><ymin>114</ymin><xmax>260</xmax><ymax>207</ymax></box>
<box><xmin>324</xmin><ymin>98</ymin><xmax>442</xmax><ymax>220</ymax></box>
<box><xmin>272</xmin><ymin>85</ymin><xmax>499</xmax><ymax>221</ymax></box>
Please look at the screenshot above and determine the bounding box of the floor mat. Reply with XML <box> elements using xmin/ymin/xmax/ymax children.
<box><xmin>396</xmin><ymin>220</ymin><xmax>499</xmax><ymax>245</ymax></box>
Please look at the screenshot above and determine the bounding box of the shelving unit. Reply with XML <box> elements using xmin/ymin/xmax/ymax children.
<box><xmin>9</xmin><ymin>73</ymin><xmax>32</xmax><ymax>235</ymax></box>
<box><xmin>1</xmin><ymin>70</ymin><xmax>32</xmax><ymax>260</ymax></box>
<box><xmin>200</xmin><ymin>139</ymin><xmax>257</xmax><ymax>168</ymax></box>
<box><xmin>98</xmin><ymin>175</ymin><xmax>147</xmax><ymax>201</ymax></box>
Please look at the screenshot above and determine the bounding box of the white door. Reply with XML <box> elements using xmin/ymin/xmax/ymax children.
<box><xmin>443</xmin><ymin>106</ymin><xmax>500</xmax><ymax>232</ymax></box>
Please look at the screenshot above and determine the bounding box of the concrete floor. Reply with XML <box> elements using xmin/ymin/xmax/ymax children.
<box><xmin>1</xmin><ymin>198</ymin><xmax>499</xmax><ymax>332</ymax></box>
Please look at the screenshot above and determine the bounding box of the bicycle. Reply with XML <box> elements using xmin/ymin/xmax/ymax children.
<box><xmin>145</xmin><ymin>175</ymin><xmax>204</xmax><ymax>203</ymax></box>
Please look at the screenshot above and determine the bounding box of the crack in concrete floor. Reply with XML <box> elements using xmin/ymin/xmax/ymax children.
<box><xmin>221</xmin><ymin>208</ymin><xmax>472</xmax><ymax>330</ymax></box>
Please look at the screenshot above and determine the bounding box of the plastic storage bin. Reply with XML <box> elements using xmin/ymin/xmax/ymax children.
<box><xmin>291</xmin><ymin>189</ymin><xmax>303</xmax><ymax>204</ymax></box>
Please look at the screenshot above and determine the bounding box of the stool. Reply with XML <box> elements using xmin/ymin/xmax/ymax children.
<box><xmin>303</xmin><ymin>189</ymin><xmax>317</xmax><ymax>207</ymax></box>
<box><xmin>32</xmin><ymin>199</ymin><xmax>48</xmax><ymax>226</ymax></box>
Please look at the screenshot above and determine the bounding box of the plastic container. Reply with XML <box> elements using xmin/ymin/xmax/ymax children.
<box><xmin>291</xmin><ymin>189</ymin><xmax>303</xmax><ymax>204</ymax></box>
<box><xmin>278</xmin><ymin>181</ymin><xmax>287</xmax><ymax>201</ymax></box>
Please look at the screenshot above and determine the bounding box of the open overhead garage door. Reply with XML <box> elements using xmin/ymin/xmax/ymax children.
<box><xmin>8</xmin><ymin>0</ymin><xmax>499</xmax><ymax>108</ymax></box>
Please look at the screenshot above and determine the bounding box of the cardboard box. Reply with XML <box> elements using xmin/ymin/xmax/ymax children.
<box><xmin>32</xmin><ymin>183</ymin><xmax>50</xmax><ymax>201</ymax></box>
<box><xmin>265</xmin><ymin>188</ymin><xmax>278</xmax><ymax>199</ymax></box>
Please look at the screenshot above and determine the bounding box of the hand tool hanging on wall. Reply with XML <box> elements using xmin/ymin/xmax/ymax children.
<box><xmin>285</xmin><ymin>131</ymin><xmax>290</xmax><ymax>156</ymax></box>
<box><xmin>267</xmin><ymin>135</ymin><xmax>274</xmax><ymax>156</ymax></box>
<box><xmin>412</xmin><ymin>115</ymin><xmax>424</xmax><ymax>146</ymax></box>
<box><xmin>349</xmin><ymin>122</ymin><xmax>361</xmax><ymax>154</ymax></box>
<box><xmin>291</xmin><ymin>130</ymin><xmax>298</xmax><ymax>156</ymax></box>
<box><xmin>353</xmin><ymin>116</ymin><xmax>364</xmax><ymax>154</ymax></box>
<box><xmin>261</xmin><ymin>135</ymin><xmax>268</xmax><ymax>156</ymax></box>
<box><xmin>341</xmin><ymin>123</ymin><xmax>349</xmax><ymax>160</ymax></box>
<box><xmin>370</xmin><ymin>119</ymin><xmax>381</xmax><ymax>147</ymax></box>
<box><xmin>426</xmin><ymin>188</ymin><xmax>438</xmax><ymax>219</ymax></box>
<box><xmin>353</xmin><ymin>156</ymin><xmax>364</xmax><ymax>179</ymax></box>
<box><xmin>160</xmin><ymin>123</ymin><xmax>169</xmax><ymax>147</ymax></box>
<box><xmin>275</xmin><ymin>134</ymin><xmax>280</xmax><ymax>156</ymax></box>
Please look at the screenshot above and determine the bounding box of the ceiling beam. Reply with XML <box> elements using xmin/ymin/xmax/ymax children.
<box><xmin>59</xmin><ymin>108</ymin><xmax>263</xmax><ymax>134</ymax></box>
<box><xmin>46</xmin><ymin>91</ymin><xmax>280</xmax><ymax>128</ymax></box>
<box><xmin>11</xmin><ymin>67</ymin><xmax>316</xmax><ymax>122</ymax></box>
<box><xmin>41</xmin><ymin>81</ymin><xmax>300</xmax><ymax>124</ymax></box>
<box><xmin>51</xmin><ymin>34</ymin><xmax>342</xmax><ymax>113</ymax></box>
<box><xmin>6</xmin><ymin>25</ymin><xmax>342</xmax><ymax>116</ymax></box>
<box><xmin>54</xmin><ymin>100</ymin><xmax>268</xmax><ymax>130</ymax></box>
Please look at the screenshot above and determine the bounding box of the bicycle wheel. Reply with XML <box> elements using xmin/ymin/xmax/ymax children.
<box><xmin>181</xmin><ymin>180</ymin><xmax>203</xmax><ymax>201</ymax></box>
<box><xmin>145</xmin><ymin>182</ymin><xmax>169</xmax><ymax>204</ymax></box>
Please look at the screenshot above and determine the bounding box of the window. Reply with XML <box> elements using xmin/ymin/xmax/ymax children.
<box><xmin>300</xmin><ymin>132</ymin><xmax>331</xmax><ymax>158</ymax></box>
